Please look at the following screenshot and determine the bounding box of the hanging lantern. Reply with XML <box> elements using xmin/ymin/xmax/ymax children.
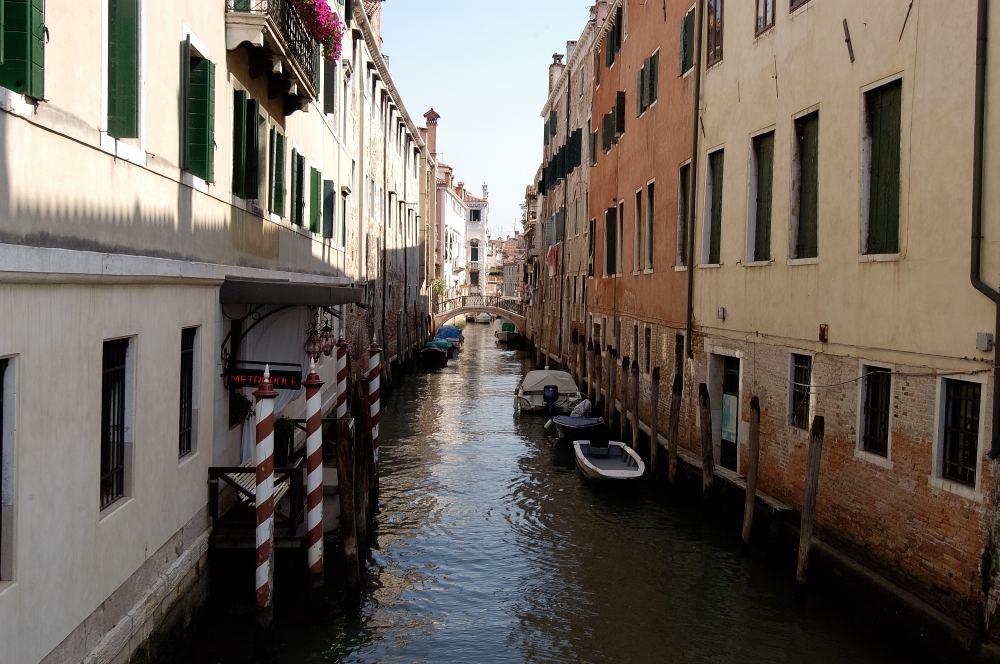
<box><xmin>303</xmin><ymin>324</ymin><xmax>323</xmax><ymax>362</ymax></box>
<box><xmin>320</xmin><ymin>323</ymin><xmax>335</xmax><ymax>357</ymax></box>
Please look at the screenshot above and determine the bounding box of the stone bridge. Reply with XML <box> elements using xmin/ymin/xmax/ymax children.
<box><xmin>431</xmin><ymin>296</ymin><xmax>527</xmax><ymax>334</ymax></box>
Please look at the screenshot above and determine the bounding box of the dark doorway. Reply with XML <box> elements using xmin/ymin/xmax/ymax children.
<box><xmin>720</xmin><ymin>356</ymin><xmax>740</xmax><ymax>471</ymax></box>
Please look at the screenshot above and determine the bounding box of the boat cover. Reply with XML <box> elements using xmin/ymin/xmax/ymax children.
<box><xmin>520</xmin><ymin>370</ymin><xmax>579</xmax><ymax>394</ymax></box>
<box><xmin>552</xmin><ymin>416</ymin><xmax>603</xmax><ymax>428</ymax></box>
<box><xmin>501</xmin><ymin>322</ymin><xmax>516</xmax><ymax>332</ymax></box>
<box><xmin>435</xmin><ymin>326</ymin><xmax>462</xmax><ymax>340</ymax></box>
<box><xmin>427</xmin><ymin>340</ymin><xmax>451</xmax><ymax>348</ymax></box>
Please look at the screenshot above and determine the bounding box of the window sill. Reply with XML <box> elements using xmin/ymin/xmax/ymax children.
<box><xmin>754</xmin><ymin>25</ymin><xmax>775</xmax><ymax>41</ymax></box>
<box><xmin>854</xmin><ymin>448</ymin><xmax>893</xmax><ymax>470</ymax></box>
<box><xmin>178</xmin><ymin>451</ymin><xmax>199</xmax><ymax>469</ymax></box>
<box><xmin>744</xmin><ymin>259</ymin><xmax>773</xmax><ymax>267</ymax></box>
<box><xmin>99</xmin><ymin>496</ymin><xmax>133</xmax><ymax>522</ymax></box>
<box><xmin>643</xmin><ymin>268</ymin><xmax>653</xmax><ymax>275</ymax></box>
<box><xmin>0</xmin><ymin>87</ymin><xmax>35</xmax><ymax>117</ymax></box>
<box><xmin>698</xmin><ymin>263</ymin><xmax>722</xmax><ymax>269</ymax></box>
<box><xmin>674</xmin><ymin>265</ymin><xmax>688</xmax><ymax>272</ymax></box>
<box><xmin>100</xmin><ymin>133</ymin><xmax>147</xmax><ymax>167</ymax></box>
<box><xmin>787</xmin><ymin>257</ymin><xmax>818</xmax><ymax>266</ymax></box>
<box><xmin>927</xmin><ymin>476</ymin><xmax>982</xmax><ymax>503</ymax></box>
<box><xmin>790</xmin><ymin>0</ymin><xmax>813</xmax><ymax>17</ymax></box>
<box><xmin>0</xmin><ymin>581</ymin><xmax>14</xmax><ymax>598</ymax></box>
<box><xmin>860</xmin><ymin>253</ymin><xmax>900</xmax><ymax>263</ymax></box>
<box><xmin>181</xmin><ymin>171</ymin><xmax>209</xmax><ymax>194</ymax></box>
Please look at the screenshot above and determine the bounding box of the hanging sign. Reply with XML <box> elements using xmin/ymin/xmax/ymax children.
<box><xmin>228</xmin><ymin>367</ymin><xmax>303</xmax><ymax>391</ymax></box>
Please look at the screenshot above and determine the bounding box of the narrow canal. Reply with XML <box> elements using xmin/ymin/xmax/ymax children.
<box><xmin>189</xmin><ymin>323</ymin><xmax>908</xmax><ymax>663</ymax></box>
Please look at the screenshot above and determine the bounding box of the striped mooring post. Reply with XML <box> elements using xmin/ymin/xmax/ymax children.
<box><xmin>252</xmin><ymin>366</ymin><xmax>278</xmax><ymax>649</ymax></box>
<box><xmin>368</xmin><ymin>337</ymin><xmax>382</xmax><ymax>479</ymax></box>
<box><xmin>302</xmin><ymin>359</ymin><xmax>325</xmax><ymax>593</ymax></box>
<box><xmin>335</xmin><ymin>337</ymin><xmax>349</xmax><ymax>419</ymax></box>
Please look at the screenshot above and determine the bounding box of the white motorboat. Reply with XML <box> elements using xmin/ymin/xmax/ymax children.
<box><xmin>514</xmin><ymin>369</ymin><xmax>583</xmax><ymax>413</ymax></box>
<box><xmin>573</xmin><ymin>440</ymin><xmax>645</xmax><ymax>481</ymax></box>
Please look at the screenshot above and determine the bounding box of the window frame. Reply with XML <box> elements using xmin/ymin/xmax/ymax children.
<box><xmin>180</xmin><ymin>34</ymin><xmax>216</xmax><ymax>186</ymax></box>
<box><xmin>633</xmin><ymin>188</ymin><xmax>643</xmax><ymax>274</ymax></box>
<box><xmin>645</xmin><ymin>179</ymin><xmax>655</xmax><ymax>271</ymax></box>
<box><xmin>790</xmin><ymin>0</ymin><xmax>812</xmax><ymax>12</ymax></box>
<box><xmin>861</xmin><ymin>76</ymin><xmax>903</xmax><ymax>258</ymax></box>
<box><xmin>178</xmin><ymin>327</ymin><xmax>198</xmax><ymax>460</ymax></box>
<box><xmin>702</xmin><ymin>148</ymin><xmax>725</xmax><ymax>266</ymax></box>
<box><xmin>706</xmin><ymin>0</ymin><xmax>724</xmax><ymax>68</ymax></box>
<box><xmin>788</xmin><ymin>352</ymin><xmax>813</xmax><ymax>431</ymax></box>
<box><xmin>746</xmin><ymin>129</ymin><xmax>775</xmax><ymax>265</ymax></box>
<box><xmin>854</xmin><ymin>361</ymin><xmax>894</xmax><ymax>468</ymax></box>
<box><xmin>790</xmin><ymin>109</ymin><xmax>819</xmax><ymax>261</ymax></box>
<box><xmin>100</xmin><ymin>336</ymin><xmax>136</xmax><ymax>516</ymax></box>
<box><xmin>677</xmin><ymin>162</ymin><xmax>691</xmax><ymax>268</ymax></box>
<box><xmin>755</xmin><ymin>0</ymin><xmax>775</xmax><ymax>36</ymax></box>
<box><xmin>931</xmin><ymin>374</ymin><xmax>987</xmax><ymax>500</ymax></box>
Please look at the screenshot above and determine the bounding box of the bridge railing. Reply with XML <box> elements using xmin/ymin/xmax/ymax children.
<box><xmin>432</xmin><ymin>296</ymin><xmax>525</xmax><ymax>318</ymax></box>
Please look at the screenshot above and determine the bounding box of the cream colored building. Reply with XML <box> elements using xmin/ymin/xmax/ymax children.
<box><xmin>0</xmin><ymin>1</ymin><xmax>432</xmax><ymax>662</ymax></box>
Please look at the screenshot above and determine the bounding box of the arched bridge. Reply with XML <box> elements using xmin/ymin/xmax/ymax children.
<box><xmin>432</xmin><ymin>296</ymin><xmax>527</xmax><ymax>334</ymax></box>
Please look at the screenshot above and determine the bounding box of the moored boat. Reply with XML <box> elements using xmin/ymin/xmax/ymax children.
<box><xmin>515</xmin><ymin>369</ymin><xmax>583</xmax><ymax>413</ymax></box>
<box><xmin>420</xmin><ymin>343</ymin><xmax>448</xmax><ymax>368</ymax></box>
<box><xmin>495</xmin><ymin>322</ymin><xmax>521</xmax><ymax>344</ymax></box>
<box><xmin>476</xmin><ymin>312</ymin><xmax>493</xmax><ymax>324</ymax></box>
<box><xmin>552</xmin><ymin>415</ymin><xmax>606</xmax><ymax>440</ymax></box>
<box><xmin>435</xmin><ymin>325</ymin><xmax>464</xmax><ymax>349</ymax></box>
<box><xmin>573</xmin><ymin>440</ymin><xmax>645</xmax><ymax>481</ymax></box>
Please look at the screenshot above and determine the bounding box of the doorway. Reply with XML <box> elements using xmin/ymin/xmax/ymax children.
<box><xmin>720</xmin><ymin>356</ymin><xmax>740</xmax><ymax>471</ymax></box>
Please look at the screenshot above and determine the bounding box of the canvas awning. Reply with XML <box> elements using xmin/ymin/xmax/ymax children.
<box><xmin>219</xmin><ymin>276</ymin><xmax>363</xmax><ymax>306</ymax></box>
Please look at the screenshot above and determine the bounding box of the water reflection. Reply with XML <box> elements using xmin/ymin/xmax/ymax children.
<box><xmin>188</xmin><ymin>324</ymin><xmax>903</xmax><ymax>663</ymax></box>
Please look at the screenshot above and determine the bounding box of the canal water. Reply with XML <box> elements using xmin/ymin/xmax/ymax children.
<box><xmin>188</xmin><ymin>322</ymin><xmax>907</xmax><ymax>663</ymax></box>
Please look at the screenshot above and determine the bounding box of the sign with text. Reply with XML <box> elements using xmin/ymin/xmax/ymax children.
<box><xmin>228</xmin><ymin>367</ymin><xmax>302</xmax><ymax>391</ymax></box>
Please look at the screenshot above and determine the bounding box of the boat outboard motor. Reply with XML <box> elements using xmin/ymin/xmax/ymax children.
<box><xmin>542</xmin><ymin>384</ymin><xmax>559</xmax><ymax>418</ymax></box>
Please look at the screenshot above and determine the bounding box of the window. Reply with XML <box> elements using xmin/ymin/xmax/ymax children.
<box><xmin>108</xmin><ymin>0</ymin><xmax>140</xmax><ymax>139</ymax></box>
<box><xmin>704</xmin><ymin>150</ymin><xmax>724</xmax><ymax>265</ymax></box>
<box><xmin>590</xmin><ymin>130</ymin><xmax>599</xmax><ymax>165</ymax></box>
<box><xmin>181</xmin><ymin>38</ymin><xmax>215</xmax><ymax>182</ymax></box>
<box><xmin>790</xmin><ymin>353</ymin><xmax>812</xmax><ymax>430</ymax></box>
<box><xmin>634</xmin><ymin>190</ymin><xmax>642</xmax><ymax>272</ymax></box>
<box><xmin>589</xmin><ymin>218</ymin><xmax>596</xmax><ymax>276</ymax></box>
<box><xmin>791</xmin><ymin>0</ymin><xmax>811</xmax><ymax>11</ymax></box>
<box><xmin>323</xmin><ymin>179</ymin><xmax>336</xmax><ymax>240</ymax></box>
<box><xmin>940</xmin><ymin>379</ymin><xmax>982</xmax><ymax>488</ymax></box>
<box><xmin>863</xmin><ymin>80</ymin><xmax>902</xmax><ymax>255</ymax></box>
<box><xmin>644</xmin><ymin>327</ymin><xmax>652</xmax><ymax>373</ymax></box>
<box><xmin>756</xmin><ymin>0</ymin><xmax>775</xmax><ymax>34</ymax></box>
<box><xmin>579</xmin><ymin>67</ymin><xmax>586</xmax><ymax>97</ymax></box>
<box><xmin>624</xmin><ymin>0</ymin><xmax>629</xmax><ymax>37</ymax></box>
<box><xmin>470</xmin><ymin>270</ymin><xmax>480</xmax><ymax>286</ymax></box>
<box><xmin>792</xmin><ymin>112</ymin><xmax>819</xmax><ymax>259</ymax></box>
<box><xmin>749</xmin><ymin>131</ymin><xmax>774</xmax><ymax>262</ymax></box>
<box><xmin>310</xmin><ymin>166</ymin><xmax>321</xmax><ymax>233</ymax></box>
<box><xmin>679</xmin><ymin>8</ymin><xmax>695</xmax><ymax>75</ymax></box>
<box><xmin>470</xmin><ymin>209</ymin><xmax>482</xmax><ymax>222</ymax></box>
<box><xmin>101</xmin><ymin>338</ymin><xmax>133</xmax><ymax>510</ymax></box>
<box><xmin>290</xmin><ymin>149</ymin><xmax>305</xmax><ymax>226</ymax></box>
<box><xmin>268</xmin><ymin>127</ymin><xmax>286</xmax><ymax>216</ymax></box>
<box><xmin>706</xmin><ymin>0</ymin><xmax>724</xmax><ymax>67</ymax></box>
<box><xmin>232</xmin><ymin>91</ymin><xmax>260</xmax><ymax>200</ymax></box>
<box><xmin>0</xmin><ymin>0</ymin><xmax>44</xmax><ymax>99</ymax></box>
<box><xmin>0</xmin><ymin>358</ymin><xmax>11</xmax><ymax>581</ymax></box>
<box><xmin>645</xmin><ymin>181</ymin><xmax>655</xmax><ymax>270</ymax></box>
<box><xmin>638</xmin><ymin>51</ymin><xmax>660</xmax><ymax>116</ymax></box>
<box><xmin>678</xmin><ymin>164</ymin><xmax>690</xmax><ymax>266</ymax></box>
<box><xmin>471</xmin><ymin>240</ymin><xmax>480</xmax><ymax>262</ymax></box>
<box><xmin>860</xmin><ymin>366</ymin><xmax>891</xmax><ymax>457</ymax></box>
<box><xmin>323</xmin><ymin>54</ymin><xmax>337</xmax><ymax>119</ymax></box>
<box><xmin>605</xmin><ymin>207</ymin><xmax>617</xmax><ymax>276</ymax></box>
<box><xmin>179</xmin><ymin>328</ymin><xmax>197</xmax><ymax>458</ymax></box>
<box><xmin>618</xmin><ymin>201</ymin><xmax>625</xmax><ymax>273</ymax></box>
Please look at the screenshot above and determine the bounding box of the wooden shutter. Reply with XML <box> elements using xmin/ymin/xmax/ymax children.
<box><xmin>709</xmin><ymin>151</ymin><xmax>724</xmax><ymax>264</ymax></box>
<box><xmin>649</xmin><ymin>51</ymin><xmax>659</xmax><ymax>102</ymax></box>
<box><xmin>232</xmin><ymin>91</ymin><xmax>247</xmax><ymax>196</ymax></box>
<box><xmin>602</xmin><ymin>112</ymin><xmax>612</xmax><ymax>152</ymax></box>
<box><xmin>753</xmin><ymin>132</ymin><xmax>774</xmax><ymax>262</ymax></box>
<box><xmin>267</xmin><ymin>126</ymin><xmax>276</xmax><ymax>210</ymax></box>
<box><xmin>108</xmin><ymin>0</ymin><xmax>139</xmax><ymax>138</ymax></box>
<box><xmin>867</xmin><ymin>81</ymin><xmax>901</xmax><ymax>254</ymax></box>
<box><xmin>244</xmin><ymin>98</ymin><xmax>259</xmax><ymax>196</ymax></box>
<box><xmin>187</xmin><ymin>55</ymin><xmax>215</xmax><ymax>182</ymax></box>
<box><xmin>323</xmin><ymin>179</ymin><xmax>335</xmax><ymax>238</ymax></box>
<box><xmin>606</xmin><ymin>207</ymin><xmax>617</xmax><ymax>274</ymax></box>
<box><xmin>290</xmin><ymin>149</ymin><xmax>301</xmax><ymax>225</ymax></box>
<box><xmin>636</xmin><ymin>68</ymin><xmax>643</xmax><ymax>116</ymax></box>
<box><xmin>549</xmin><ymin>110</ymin><xmax>557</xmax><ymax>135</ymax></box>
<box><xmin>26</xmin><ymin>0</ymin><xmax>41</xmax><ymax>98</ymax></box>
<box><xmin>323</xmin><ymin>58</ymin><xmax>337</xmax><ymax>115</ymax></box>
<box><xmin>544</xmin><ymin>121</ymin><xmax>549</xmax><ymax>147</ymax></box>
<box><xmin>272</xmin><ymin>131</ymin><xmax>286</xmax><ymax>215</ymax></box>
<box><xmin>681</xmin><ymin>9</ymin><xmax>695</xmax><ymax>74</ymax></box>
<box><xmin>641</xmin><ymin>59</ymin><xmax>651</xmax><ymax>110</ymax></box>
<box><xmin>590</xmin><ymin>131</ymin><xmax>598</xmax><ymax>165</ymax></box>
<box><xmin>0</xmin><ymin>0</ymin><xmax>43</xmax><ymax>97</ymax></box>
<box><xmin>615</xmin><ymin>91</ymin><xmax>626</xmax><ymax>136</ymax></box>
<box><xmin>310</xmin><ymin>166</ymin><xmax>321</xmax><ymax>233</ymax></box>
<box><xmin>796</xmin><ymin>113</ymin><xmax>819</xmax><ymax>258</ymax></box>
<box><xmin>557</xmin><ymin>207</ymin><xmax>565</xmax><ymax>243</ymax></box>
<box><xmin>179</xmin><ymin>38</ymin><xmax>190</xmax><ymax>170</ymax></box>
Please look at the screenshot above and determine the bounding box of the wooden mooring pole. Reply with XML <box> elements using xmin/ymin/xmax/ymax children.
<box><xmin>630</xmin><ymin>359</ymin><xmax>640</xmax><ymax>451</ymax></box>
<box><xmin>667</xmin><ymin>373</ymin><xmax>683</xmax><ymax>490</ymax></box>
<box><xmin>607</xmin><ymin>348</ymin><xmax>618</xmax><ymax>435</ymax></box>
<box><xmin>334</xmin><ymin>418</ymin><xmax>360</xmax><ymax>602</ymax></box>
<box><xmin>586</xmin><ymin>339</ymin><xmax>595</xmax><ymax>405</ymax></box>
<box><xmin>594</xmin><ymin>344</ymin><xmax>604</xmax><ymax>417</ymax></box>
<box><xmin>620</xmin><ymin>355</ymin><xmax>630</xmax><ymax>442</ymax></box>
<box><xmin>698</xmin><ymin>383</ymin><xmax>715</xmax><ymax>511</ymax></box>
<box><xmin>352</xmin><ymin>381</ymin><xmax>370</xmax><ymax>561</ymax></box>
<box><xmin>252</xmin><ymin>368</ymin><xmax>278</xmax><ymax>661</ymax></box>
<box><xmin>741</xmin><ymin>397</ymin><xmax>761</xmax><ymax>550</ymax></box>
<box><xmin>649</xmin><ymin>368</ymin><xmax>660</xmax><ymax>474</ymax></box>
<box><xmin>797</xmin><ymin>416</ymin><xmax>825</xmax><ymax>592</ymax></box>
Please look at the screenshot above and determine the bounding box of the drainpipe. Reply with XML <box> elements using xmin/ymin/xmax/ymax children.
<box><xmin>685</xmin><ymin>0</ymin><xmax>705</xmax><ymax>359</ymax></box>
<box><xmin>971</xmin><ymin>0</ymin><xmax>1000</xmax><ymax>459</ymax></box>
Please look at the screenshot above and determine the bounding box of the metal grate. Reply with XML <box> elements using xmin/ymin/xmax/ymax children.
<box><xmin>790</xmin><ymin>354</ymin><xmax>812</xmax><ymax>429</ymax></box>
<box><xmin>226</xmin><ymin>0</ymin><xmax>318</xmax><ymax>92</ymax></box>
<box><xmin>179</xmin><ymin>328</ymin><xmax>197</xmax><ymax>458</ymax></box>
<box><xmin>861</xmin><ymin>367</ymin><xmax>891</xmax><ymax>456</ymax></box>
<box><xmin>101</xmin><ymin>339</ymin><xmax>129</xmax><ymax>509</ymax></box>
<box><xmin>942</xmin><ymin>379</ymin><xmax>981</xmax><ymax>488</ymax></box>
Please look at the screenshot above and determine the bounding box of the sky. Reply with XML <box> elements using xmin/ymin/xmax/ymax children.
<box><xmin>379</xmin><ymin>1</ymin><xmax>592</xmax><ymax>240</ymax></box>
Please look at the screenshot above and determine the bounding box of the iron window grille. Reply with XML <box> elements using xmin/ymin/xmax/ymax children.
<box><xmin>101</xmin><ymin>339</ymin><xmax>129</xmax><ymax>509</ymax></box>
<box><xmin>861</xmin><ymin>367</ymin><xmax>891</xmax><ymax>456</ymax></box>
<box><xmin>790</xmin><ymin>354</ymin><xmax>812</xmax><ymax>429</ymax></box>
<box><xmin>942</xmin><ymin>379</ymin><xmax>981</xmax><ymax>488</ymax></box>
<box><xmin>179</xmin><ymin>328</ymin><xmax>197</xmax><ymax>458</ymax></box>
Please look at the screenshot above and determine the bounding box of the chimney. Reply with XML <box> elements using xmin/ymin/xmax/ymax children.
<box><xmin>423</xmin><ymin>108</ymin><xmax>440</xmax><ymax>158</ymax></box>
<box><xmin>548</xmin><ymin>53</ymin><xmax>564</xmax><ymax>94</ymax></box>
<box><xmin>566</xmin><ymin>40</ymin><xmax>578</xmax><ymax>61</ymax></box>
<box><xmin>363</xmin><ymin>1</ymin><xmax>383</xmax><ymax>44</ymax></box>
<box><xmin>456</xmin><ymin>182</ymin><xmax>465</xmax><ymax>200</ymax></box>
<box><xmin>482</xmin><ymin>183</ymin><xmax>488</xmax><ymax>200</ymax></box>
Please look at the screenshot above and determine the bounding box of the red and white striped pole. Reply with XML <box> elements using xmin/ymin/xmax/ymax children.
<box><xmin>335</xmin><ymin>337</ymin><xmax>349</xmax><ymax>419</ymax></box>
<box><xmin>253</xmin><ymin>366</ymin><xmax>278</xmax><ymax>642</ymax></box>
<box><xmin>302</xmin><ymin>359</ymin><xmax>324</xmax><ymax>592</ymax></box>
<box><xmin>368</xmin><ymin>336</ymin><xmax>382</xmax><ymax>479</ymax></box>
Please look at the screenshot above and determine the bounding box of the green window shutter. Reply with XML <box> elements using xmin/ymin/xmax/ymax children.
<box><xmin>0</xmin><ymin>0</ymin><xmax>43</xmax><ymax>98</ymax></box>
<box><xmin>636</xmin><ymin>68</ymin><xmax>643</xmax><ymax>116</ymax></box>
<box><xmin>796</xmin><ymin>113</ymin><xmax>819</xmax><ymax>258</ymax></box>
<box><xmin>232</xmin><ymin>90</ymin><xmax>247</xmax><ymax>196</ymax></box>
<box><xmin>544</xmin><ymin>121</ymin><xmax>549</xmax><ymax>147</ymax></box>
<box><xmin>180</xmin><ymin>38</ymin><xmax>190</xmax><ymax>170</ymax></box>
<box><xmin>641</xmin><ymin>59</ymin><xmax>651</xmax><ymax>110</ymax></box>
<box><xmin>244</xmin><ymin>98</ymin><xmax>259</xmax><ymax>197</ymax></box>
<box><xmin>549</xmin><ymin>110</ymin><xmax>557</xmax><ymax>135</ymax></box>
<box><xmin>709</xmin><ymin>150</ymin><xmax>724</xmax><ymax>264</ymax></box>
<box><xmin>267</xmin><ymin>125</ymin><xmax>276</xmax><ymax>210</ymax></box>
<box><xmin>270</xmin><ymin>131</ymin><xmax>286</xmax><ymax>216</ymax></box>
<box><xmin>107</xmin><ymin>0</ymin><xmax>139</xmax><ymax>138</ymax></box>
<box><xmin>186</xmin><ymin>55</ymin><xmax>215</xmax><ymax>182</ymax></box>
<box><xmin>323</xmin><ymin>179</ymin><xmax>335</xmax><ymax>239</ymax></box>
<box><xmin>649</xmin><ymin>51</ymin><xmax>659</xmax><ymax>102</ymax></box>
<box><xmin>753</xmin><ymin>132</ymin><xmax>774</xmax><ymax>262</ymax></box>
<box><xmin>290</xmin><ymin>149</ymin><xmax>300</xmax><ymax>225</ymax></box>
<box><xmin>867</xmin><ymin>81</ymin><xmax>901</xmax><ymax>254</ymax></box>
<box><xmin>681</xmin><ymin>9</ymin><xmax>695</xmax><ymax>75</ymax></box>
<box><xmin>295</xmin><ymin>152</ymin><xmax>305</xmax><ymax>225</ymax></box>
<box><xmin>309</xmin><ymin>166</ymin><xmax>321</xmax><ymax>233</ymax></box>
<box><xmin>323</xmin><ymin>58</ymin><xmax>337</xmax><ymax>115</ymax></box>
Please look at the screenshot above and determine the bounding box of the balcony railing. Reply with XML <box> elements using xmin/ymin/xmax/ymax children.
<box><xmin>227</xmin><ymin>0</ymin><xmax>318</xmax><ymax>97</ymax></box>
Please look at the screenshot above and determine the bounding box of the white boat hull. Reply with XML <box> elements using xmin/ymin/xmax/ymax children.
<box><xmin>573</xmin><ymin>441</ymin><xmax>645</xmax><ymax>481</ymax></box>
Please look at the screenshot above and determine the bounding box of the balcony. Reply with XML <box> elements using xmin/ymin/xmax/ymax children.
<box><xmin>226</xmin><ymin>0</ymin><xmax>319</xmax><ymax>115</ymax></box>
<box><xmin>469</xmin><ymin>261</ymin><xmax>480</xmax><ymax>271</ymax></box>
